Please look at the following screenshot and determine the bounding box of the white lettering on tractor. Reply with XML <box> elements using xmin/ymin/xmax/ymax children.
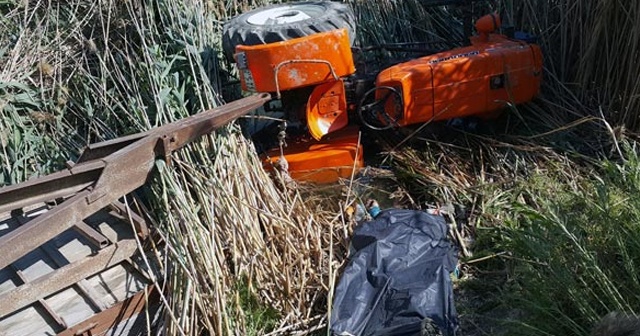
<box><xmin>429</xmin><ymin>51</ymin><xmax>480</xmax><ymax>64</ymax></box>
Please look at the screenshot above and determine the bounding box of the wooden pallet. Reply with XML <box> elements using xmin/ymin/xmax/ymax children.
<box><xmin>0</xmin><ymin>204</ymin><xmax>156</xmax><ymax>336</ymax></box>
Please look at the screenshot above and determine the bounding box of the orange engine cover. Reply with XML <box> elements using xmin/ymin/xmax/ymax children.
<box><xmin>235</xmin><ymin>29</ymin><xmax>356</xmax><ymax>93</ymax></box>
<box><xmin>376</xmin><ymin>34</ymin><xmax>543</xmax><ymax>126</ymax></box>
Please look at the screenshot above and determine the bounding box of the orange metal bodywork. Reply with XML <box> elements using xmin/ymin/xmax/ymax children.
<box><xmin>376</xmin><ymin>33</ymin><xmax>543</xmax><ymax>126</ymax></box>
<box><xmin>475</xmin><ymin>13</ymin><xmax>501</xmax><ymax>35</ymax></box>
<box><xmin>237</xmin><ymin>15</ymin><xmax>543</xmax><ymax>183</ymax></box>
<box><xmin>306</xmin><ymin>79</ymin><xmax>349</xmax><ymax>140</ymax></box>
<box><xmin>235</xmin><ymin>29</ymin><xmax>356</xmax><ymax>93</ymax></box>
<box><xmin>262</xmin><ymin>126</ymin><xmax>363</xmax><ymax>183</ymax></box>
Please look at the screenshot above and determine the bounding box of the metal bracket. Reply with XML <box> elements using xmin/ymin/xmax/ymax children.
<box><xmin>236</xmin><ymin>52</ymin><xmax>249</xmax><ymax>69</ymax></box>
<box><xmin>159</xmin><ymin>134</ymin><xmax>178</xmax><ymax>165</ymax></box>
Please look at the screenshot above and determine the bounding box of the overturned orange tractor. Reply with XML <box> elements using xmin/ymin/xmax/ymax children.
<box><xmin>222</xmin><ymin>1</ymin><xmax>543</xmax><ymax>183</ymax></box>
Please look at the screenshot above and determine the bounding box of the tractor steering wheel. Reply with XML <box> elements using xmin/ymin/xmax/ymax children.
<box><xmin>357</xmin><ymin>86</ymin><xmax>404</xmax><ymax>131</ymax></box>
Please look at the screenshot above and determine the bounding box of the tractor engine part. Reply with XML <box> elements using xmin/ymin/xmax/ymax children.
<box><xmin>306</xmin><ymin>79</ymin><xmax>349</xmax><ymax>140</ymax></box>
<box><xmin>222</xmin><ymin>1</ymin><xmax>356</xmax><ymax>63</ymax></box>
<box><xmin>223</xmin><ymin>1</ymin><xmax>363</xmax><ymax>183</ymax></box>
<box><xmin>474</xmin><ymin>12</ymin><xmax>501</xmax><ymax>37</ymax></box>
<box><xmin>371</xmin><ymin>14</ymin><xmax>543</xmax><ymax>128</ymax></box>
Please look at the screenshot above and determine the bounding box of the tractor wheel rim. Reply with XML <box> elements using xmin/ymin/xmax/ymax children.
<box><xmin>247</xmin><ymin>5</ymin><xmax>323</xmax><ymax>25</ymax></box>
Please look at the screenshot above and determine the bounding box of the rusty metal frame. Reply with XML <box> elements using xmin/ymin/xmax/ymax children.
<box><xmin>10</xmin><ymin>266</ymin><xmax>68</xmax><ymax>330</ymax></box>
<box><xmin>109</xmin><ymin>200</ymin><xmax>149</xmax><ymax>239</ymax></box>
<box><xmin>0</xmin><ymin>93</ymin><xmax>270</xmax><ymax>334</ymax></box>
<box><xmin>39</xmin><ymin>243</ymin><xmax>112</xmax><ymax>312</ymax></box>
<box><xmin>73</xmin><ymin>221</ymin><xmax>110</xmax><ymax>248</ymax></box>
<box><xmin>0</xmin><ymin>93</ymin><xmax>270</xmax><ymax>271</ymax></box>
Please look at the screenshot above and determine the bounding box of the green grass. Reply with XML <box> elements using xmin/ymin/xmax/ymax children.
<box><xmin>484</xmin><ymin>144</ymin><xmax>640</xmax><ymax>335</ymax></box>
<box><xmin>234</xmin><ymin>276</ymin><xmax>280</xmax><ymax>335</ymax></box>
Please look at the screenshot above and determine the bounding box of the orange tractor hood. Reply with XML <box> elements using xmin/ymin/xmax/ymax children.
<box><xmin>376</xmin><ymin>34</ymin><xmax>543</xmax><ymax>126</ymax></box>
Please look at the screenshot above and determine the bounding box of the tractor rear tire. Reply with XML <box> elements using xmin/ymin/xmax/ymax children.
<box><xmin>222</xmin><ymin>1</ymin><xmax>356</xmax><ymax>63</ymax></box>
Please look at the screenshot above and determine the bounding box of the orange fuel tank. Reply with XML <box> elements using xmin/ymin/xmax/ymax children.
<box><xmin>375</xmin><ymin>34</ymin><xmax>543</xmax><ymax>126</ymax></box>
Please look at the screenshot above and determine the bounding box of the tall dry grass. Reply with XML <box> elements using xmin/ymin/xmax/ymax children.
<box><xmin>373</xmin><ymin>2</ymin><xmax>640</xmax><ymax>335</ymax></box>
<box><xmin>504</xmin><ymin>0</ymin><xmax>640</xmax><ymax>129</ymax></box>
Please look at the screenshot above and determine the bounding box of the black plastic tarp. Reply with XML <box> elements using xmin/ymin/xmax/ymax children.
<box><xmin>330</xmin><ymin>209</ymin><xmax>459</xmax><ymax>336</ymax></box>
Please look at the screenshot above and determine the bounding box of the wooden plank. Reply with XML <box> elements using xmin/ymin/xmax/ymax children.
<box><xmin>12</xmin><ymin>249</ymin><xmax>56</xmax><ymax>281</ymax></box>
<box><xmin>11</xmin><ymin>209</ymin><xmax>67</xmax><ymax>330</ymax></box>
<box><xmin>86</xmin><ymin>264</ymin><xmax>146</xmax><ymax>307</ymax></box>
<box><xmin>12</xmin><ymin>267</ymin><xmax>67</xmax><ymax>331</ymax></box>
<box><xmin>0</xmin><ymin>267</ymin><xmax>19</xmax><ymax>295</ymax></box>
<box><xmin>0</xmin><ymin>305</ymin><xmax>57</xmax><ymax>336</ymax></box>
<box><xmin>11</xmin><ymin>213</ymin><xmax>57</xmax><ymax>282</ymax></box>
<box><xmin>49</xmin><ymin>228</ymin><xmax>95</xmax><ymax>263</ymax></box>
<box><xmin>45</xmin><ymin>287</ymin><xmax>96</xmax><ymax>328</ymax></box>
<box><xmin>58</xmin><ymin>286</ymin><xmax>158</xmax><ymax>336</ymax></box>
<box><xmin>41</xmin><ymin>243</ymin><xmax>111</xmax><ymax>312</ymax></box>
<box><xmin>0</xmin><ymin>240</ymin><xmax>138</xmax><ymax>318</ymax></box>
<box><xmin>86</xmin><ymin>210</ymin><xmax>136</xmax><ymax>243</ymax></box>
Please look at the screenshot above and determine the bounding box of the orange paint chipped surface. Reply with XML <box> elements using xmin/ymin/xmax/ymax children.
<box><xmin>236</xmin><ymin>29</ymin><xmax>356</xmax><ymax>93</ymax></box>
